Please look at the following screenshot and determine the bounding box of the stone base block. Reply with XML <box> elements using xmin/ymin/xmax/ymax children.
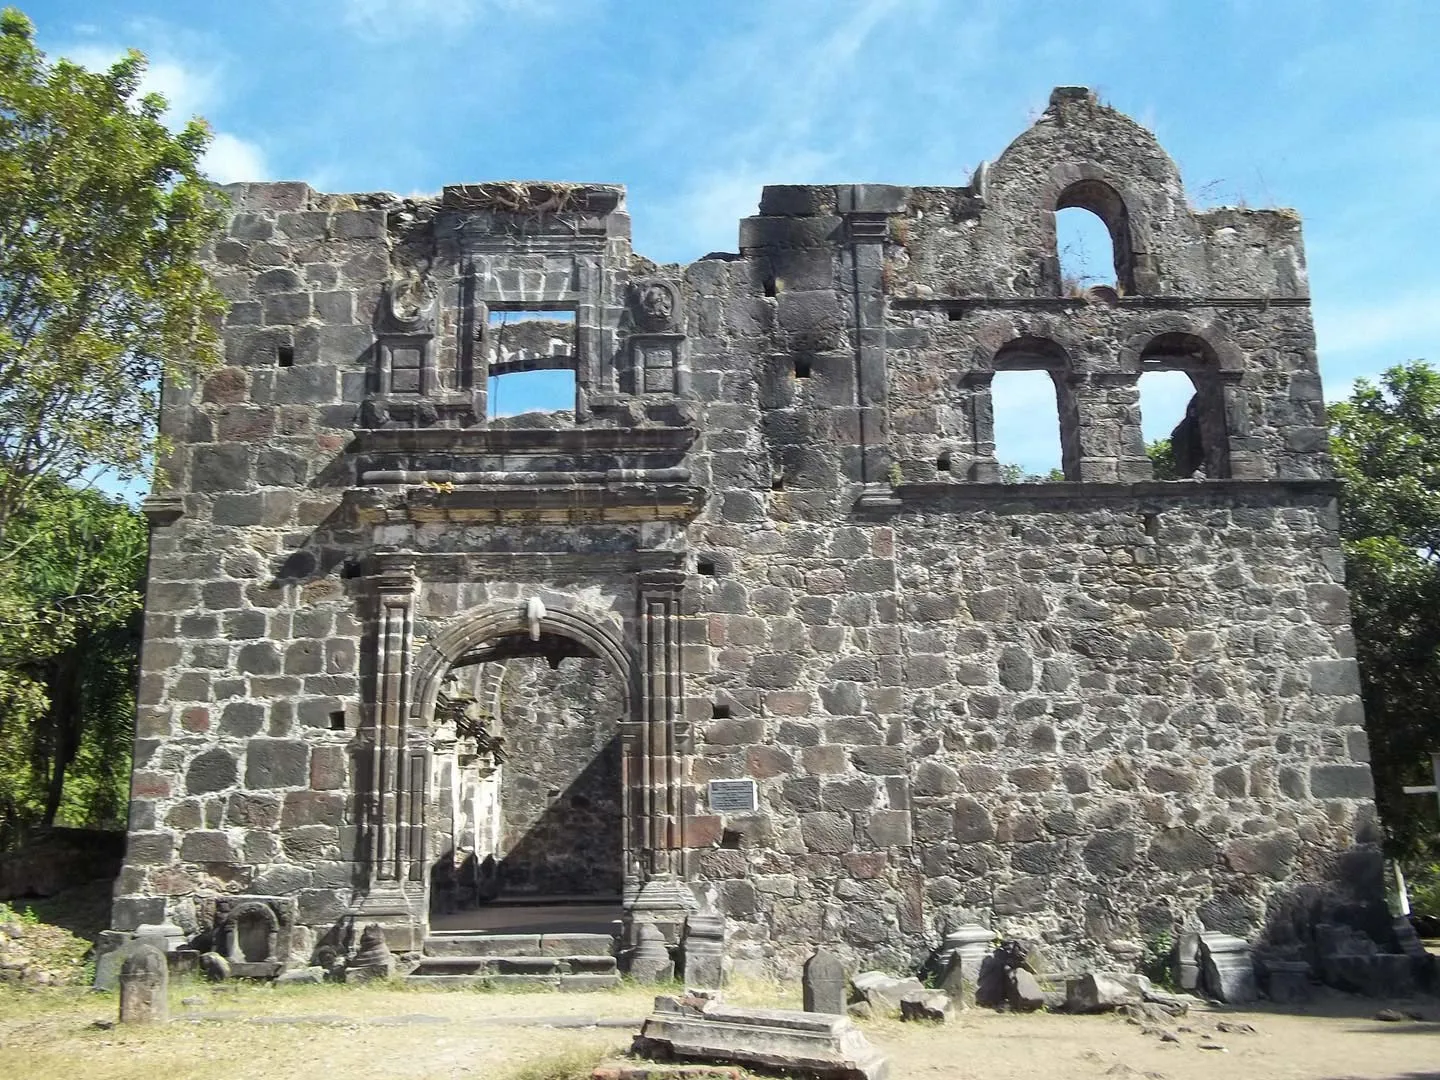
<box><xmin>634</xmin><ymin>995</ymin><xmax>888</xmax><ymax>1080</ymax></box>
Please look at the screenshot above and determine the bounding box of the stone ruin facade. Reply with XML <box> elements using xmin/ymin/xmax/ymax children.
<box><xmin>111</xmin><ymin>88</ymin><xmax>1384</xmax><ymax>980</ymax></box>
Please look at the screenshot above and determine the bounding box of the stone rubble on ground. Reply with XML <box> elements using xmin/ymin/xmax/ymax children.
<box><xmin>849</xmin><ymin>971</ymin><xmax>924</xmax><ymax>1016</ymax></box>
<box><xmin>898</xmin><ymin>990</ymin><xmax>953</xmax><ymax>1023</ymax></box>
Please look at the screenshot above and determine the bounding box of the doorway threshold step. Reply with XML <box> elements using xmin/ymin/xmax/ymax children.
<box><xmin>423</xmin><ymin>932</ymin><xmax>616</xmax><ymax>957</ymax></box>
<box><xmin>411</xmin><ymin>954</ymin><xmax>618</xmax><ymax>976</ymax></box>
<box><xmin>404</xmin><ymin>973</ymin><xmax>622</xmax><ymax>992</ymax></box>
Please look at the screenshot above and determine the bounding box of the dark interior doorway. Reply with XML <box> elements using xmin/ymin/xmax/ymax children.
<box><xmin>427</xmin><ymin>633</ymin><xmax>625</xmax><ymax>932</ymax></box>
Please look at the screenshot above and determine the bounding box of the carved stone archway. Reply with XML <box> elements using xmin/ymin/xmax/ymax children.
<box><xmin>356</xmin><ymin>554</ymin><xmax>693</xmax><ymax>941</ymax></box>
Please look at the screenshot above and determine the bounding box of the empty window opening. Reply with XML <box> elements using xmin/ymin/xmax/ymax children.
<box><xmin>771</xmin><ymin>470</ymin><xmax>785</xmax><ymax>491</ymax></box>
<box><xmin>696</xmin><ymin>557</ymin><xmax>718</xmax><ymax>577</ymax></box>
<box><xmin>793</xmin><ymin>357</ymin><xmax>812</xmax><ymax>379</ymax></box>
<box><xmin>329</xmin><ymin>710</ymin><xmax>346</xmax><ymax>731</ymax></box>
<box><xmin>1138</xmin><ymin>369</ymin><xmax>1195</xmax><ymax>479</ymax></box>
<box><xmin>720</xmin><ymin>829</ymin><xmax>743</xmax><ymax>849</ymax></box>
<box><xmin>276</xmin><ymin>343</ymin><xmax>295</xmax><ymax>367</ymax></box>
<box><xmin>712</xmin><ymin>702</ymin><xmax>732</xmax><ymax>720</ymax></box>
<box><xmin>486</xmin><ymin>309</ymin><xmax>577</xmax><ymax>419</ymax></box>
<box><xmin>1054</xmin><ymin>180</ymin><xmax>1136</xmax><ymax>295</ymax></box>
<box><xmin>1055</xmin><ymin>208</ymin><xmax>1114</xmax><ymax>294</ymax></box>
<box><xmin>340</xmin><ymin>560</ymin><xmax>362</xmax><ymax>580</ymax></box>
<box><xmin>947</xmin><ymin>308</ymin><xmax>964</xmax><ymax>321</ymax></box>
<box><xmin>1143</xmin><ymin>512</ymin><xmax>1160</xmax><ymax>538</ymax></box>
<box><xmin>992</xmin><ymin>369</ymin><xmax>1065</xmax><ymax>482</ymax></box>
<box><xmin>936</xmin><ymin>450</ymin><xmax>952</xmax><ymax>473</ymax></box>
<box><xmin>1139</xmin><ymin>333</ymin><xmax>1229</xmax><ymax>479</ymax></box>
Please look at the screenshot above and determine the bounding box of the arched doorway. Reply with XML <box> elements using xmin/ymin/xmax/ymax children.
<box><xmin>425</xmin><ymin>624</ymin><xmax>629</xmax><ymax>934</ymax></box>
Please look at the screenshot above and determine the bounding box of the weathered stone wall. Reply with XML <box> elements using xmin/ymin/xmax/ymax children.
<box><xmin>112</xmin><ymin>87</ymin><xmax>1380</xmax><ymax>980</ymax></box>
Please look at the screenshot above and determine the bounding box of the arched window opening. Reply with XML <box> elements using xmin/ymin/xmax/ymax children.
<box><xmin>991</xmin><ymin>337</ymin><xmax>1075</xmax><ymax>481</ymax></box>
<box><xmin>1137</xmin><ymin>370</ymin><xmax>1195</xmax><ymax>479</ymax></box>
<box><xmin>1056</xmin><ymin>207</ymin><xmax>1114</xmax><ymax>295</ymax></box>
<box><xmin>1139</xmin><ymin>333</ymin><xmax>1230</xmax><ymax>479</ymax></box>
<box><xmin>991</xmin><ymin>369</ymin><xmax>1066</xmax><ymax>482</ymax></box>
<box><xmin>486</xmin><ymin>309</ymin><xmax>577</xmax><ymax>420</ymax></box>
<box><xmin>1054</xmin><ymin>180</ymin><xmax>1136</xmax><ymax>295</ymax></box>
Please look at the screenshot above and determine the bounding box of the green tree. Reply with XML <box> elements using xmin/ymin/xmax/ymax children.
<box><xmin>1329</xmin><ymin>361</ymin><xmax>1440</xmax><ymax>862</ymax></box>
<box><xmin>0</xmin><ymin>7</ymin><xmax>223</xmax><ymax>538</ymax></box>
<box><xmin>1147</xmin><ymin>437</ymin><xmax>1179</xmax><ymax>480</ymax></box>
<box><xmin>0</xmin><ymin>8</ymin><xmax>224</xmax><ymax>842</ymax></box>
<box><xmin>0</xmin><ymin>479</ymin><xmax>144</xmax><ymax>837</ymax></box>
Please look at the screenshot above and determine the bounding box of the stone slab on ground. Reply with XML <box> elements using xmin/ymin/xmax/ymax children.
<box><xmin>594</xmin><ymin>1065</ymin><xmax>743</xmax><ymax>1080</ymax></box>
<box><xmin>851</xmin><ymin>971</ymin><xmax>924</xmax><ymax>1015</ymax></box>
<box><xmin>1066</xmin><ymin>972</ymin><xmax>1152</xmax><ymax>1013</ymax></box>
<box><xmin>633</xmin><ymin>994</ymin><xmax>888</xmax><ymax>1080</ymax></box>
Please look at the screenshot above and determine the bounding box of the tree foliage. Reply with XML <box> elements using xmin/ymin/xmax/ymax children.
<box><xmin>1329</xmin><ymin>361</ymin><xmax>1440</xmax><ymax>861</ymax></box>
<box><xmin>0</xmin><ymin>7</ymin><xmax>223</xmax><ymax>538</ymax></box>
<box><xmin>0</xmin><ymin>8</ymin><xmax>224</xmax><ymax>843</ymax></box>
<box><xmin>0</xmin><ymin>479</ymin><xmax>145</xmax><ymax>840</ymax></box>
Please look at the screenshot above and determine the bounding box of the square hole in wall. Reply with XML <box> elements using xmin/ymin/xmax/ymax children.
<box><xmin>486</xmin><ymin>308</ymin><xmax>577</xmax><ymax>419</ymax></box>
<box><xmin>329</xmin><ymin>711</ymin><xmax>346</xmax><ymax>731</ymax></box>
<box><xmin>712</xmin><ymin>702</ymin><xmax>732</xmax><ymax>720</ymax></box>
<box><xmin>276</xmin><ymin>343</ymin><xmax>295</xmax><ymax>367</ymax></box>
<box><xmin>696</xmin><ymin>557</ymin><xmax>717</xmax><ymax>577</ymax></box>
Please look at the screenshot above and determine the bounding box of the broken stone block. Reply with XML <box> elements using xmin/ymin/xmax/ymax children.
<box><xmin>199</xmin><ymin>950</ymin><xmax>231</xmax><ymax>982</ymax></box>
<box><xmin>681</xmin><ymin>915</ymin><xmax>726</xmax><ymax>990</ymax></box>
<box><xmin>803</xmin><ymin>948</ymin><xmax>846</xmax><ymax>1015</ymax></box>
<box><xmin>850</xmin><ymin>970</ymin><xmax>924</xmax><ymax>1016</ymax></box>
<box><xmin>1197</xmin><ymin>932</ymin><xmax>1256</xmax><ymax>1004</ymax></box>
<box><xmin>899</xmin><ymin>990</ymin><xmax>952</xmax><ymax>1022</ymax></box>
<box><xmin>344</xmin><ymin>923</ymin><xmax>395</xmax><ymax>983</ymax></box>
<box><xmin>1321</xmin><ymin>953</ymin><xmax>1415</xmax><ymax>998</ymax></box>
<box><xmin>1262</xmin><ymin>958</ymin><xmax>1313</xmax><ymax>1003</ymax></box>
<box><xmin>633</xmin><ymin>995</ymin><xmax>888</xmax><ymax>1080</ymax></box>
<box><xmin>119</xmin><ymin>944</ymin><xmax>168</xmax><ymax>1024</ymax></box>
<box><xmin>631</xmin><ymin>922</ymin><xmax>675</xmax><ymax>983</ymax></box>
<box><xmin>275</xmin><ymin>966</ymin><xmax>325</xmax><ymax>985</ymax></box>
<box><xmin>1065</xmin><ymin>972</ymin><xmax>1151</xmax><ymax>1013</ymax></box>
<box><xmin>1008</xmin><ymin>968</ymin><xmax>1046</xmax><ymax>1012</ymax></box>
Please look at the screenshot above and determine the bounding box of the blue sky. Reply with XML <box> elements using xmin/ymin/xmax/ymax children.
<box><xmin>35</xmin><ymin>0</ymin><xmax>1440</xmax><ymax>473</ymax></box>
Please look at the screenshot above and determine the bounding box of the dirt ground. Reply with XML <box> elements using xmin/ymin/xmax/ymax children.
<box><xmin>0</xmin><ymin>979</ymin><xmax>1436</xmax><ymax>1080</ymax></box>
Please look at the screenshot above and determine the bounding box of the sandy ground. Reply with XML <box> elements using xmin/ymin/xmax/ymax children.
<box><xmin>0</xmin><ymin>979</ymin><xmax>1436</xmax><ymax>1080</ymax></box>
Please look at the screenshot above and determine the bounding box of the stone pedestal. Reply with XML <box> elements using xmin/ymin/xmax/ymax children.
<box><xmin>681</xmin><ymin>914</ymin><xmax>726</xmax><ymax>989</ymax></box>
<box><xmin>935</xmin><ymin>924</ymin><xmax>992</xmax><ymax>1000</ymax></box>
<box><xmin>119</xmin><ymin>945</ymin><xmax>168</xmax><ymax>1025</ymax></box>
<box><xmin>630</xmin><ymin>922</ymin><xmax>674</xmax><ymax>983</ymax></box>
<box><xmin>1198</xmin><ymin>932</ymin><xmax>1256</xmax><ymax>1003</ymax></box>
<box><xmin>344</xmin><ymin>923</ymin><xmax>396</xmax><ymax>983</ymax></box>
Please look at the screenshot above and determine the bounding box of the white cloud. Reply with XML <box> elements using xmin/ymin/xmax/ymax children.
<box><xmin>62</xmin><ymin>44</ymin><xmax>217</xmax><ymax>122</ymax></box>
<box><xmin>60</xmin><ymin>41</ymin><xmax>267</xmax><ymax>183</ymax></box>
<box><xmin>202</xmin><ymin>132</ymin><xmax>269</xmax><ymax>185</ymax></box>
<box><xmin>1314</xmin><ymin>289</ymin><xmax>1440</xmax><ymax>359</ymax></box>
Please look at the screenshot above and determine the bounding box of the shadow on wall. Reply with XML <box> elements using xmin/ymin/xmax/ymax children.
<box><xmin>429</xmin><ymin>738</ymin><xmax>624</xmax><ymax>916</ymax></box>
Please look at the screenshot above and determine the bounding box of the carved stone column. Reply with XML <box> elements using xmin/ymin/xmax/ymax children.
<box><xmin>839</xmin><ymin>185</ymin><xmax>906</xmax><ymax>487</ymax></box>
<box><xmin>354</xmin><ymin>555</ymin><xmax>425</xmax><ymax>950</ymax></box>
<box><xmin>625</xmin><ymin>569</ymin><xmax>695</xmax><ymax>959</ymax></box>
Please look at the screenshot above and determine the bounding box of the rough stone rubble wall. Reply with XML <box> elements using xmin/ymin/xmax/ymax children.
<box><xmin>113</xmin><ymin>88</ymin><xmax>1379</xmax><ymax>978</ymax></box>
